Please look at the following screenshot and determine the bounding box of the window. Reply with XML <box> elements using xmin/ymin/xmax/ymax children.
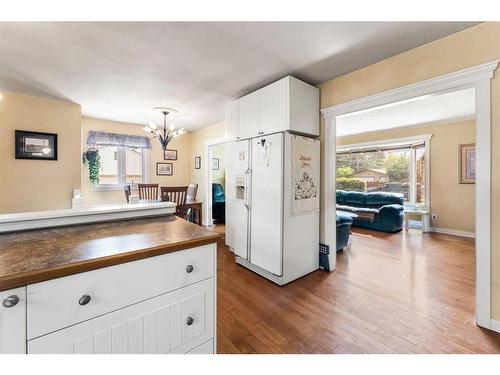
<box><xmin>98</xmin><ymin>146</ymin><xmax>119</xmax><ymax>184</ymax></box>
<box><xmin>125</xmin><ymin>147</ymin><xmax>144</xmax><ymax>184</ymax></box>
<box><xmin>94</xmin><ymin>146</ymin><xmax>149</xmax><ymax>190</ymax></box>
<box><xmin>336</xmin><ymin>136</ymin><xmax>430</xmax><ymax>207</ymax></box>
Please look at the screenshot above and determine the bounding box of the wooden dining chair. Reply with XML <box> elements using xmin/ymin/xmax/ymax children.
<box><xmin>160</xmin><ymin>186</ymin><xmax>188</xmax><ymax>216</ymax></box>
<box><xmin>138</xmin><ymin>183</ymin><xmax>159</xmax><ymax>201</ymax></box>
<box><xmin>187</xmin><ymin>183</ymin><xmax>198</xmax><ymax>201</ymax></box>
<box><xmin>124</xmin><ymin>185</ymin><xmax>131</xmax><ymax>203</ymax></box>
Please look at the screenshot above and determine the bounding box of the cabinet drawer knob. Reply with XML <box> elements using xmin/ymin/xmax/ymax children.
<box><xmin>186</xmin><ymin>265</ymin><xmax>194</xmax><ymax>273</ymax></box>
<box><xmin>186</xmin><ymin>316</ymin><xmax>194</xmax><ymax>326</ymax></box>
<box><xmin>78</xmin><ymin>294</ymin><xmax>91</xmax><ymax>306</ymax></box>
<box><xmin>2</xmin><ymin>295</ymin><xmax>19</xmax><ymax>308</ymax></box>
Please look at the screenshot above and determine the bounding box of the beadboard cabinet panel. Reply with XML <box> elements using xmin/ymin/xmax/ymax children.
<box><xmin>225</xmin><ymin>101</ymin><xmax>239</xmax><ymax>141</ymax></box>
<box><xmin>28</xmin><ymin>278</ymin><xmax>214</xmax><ymax>354</ymax></box>
<box><xmin>259</xmin><ymin>78</ymin><xmax>288</xmax><ymax>135</ymax></box>
<box><xmin>226</xmin><ymin>76</ymin><xmax>319</xmax><ymax>141</ymax></box>
<box><xmin>238</xmin><ymin>91</ymin><xmax>260</xmax><ymax>140</ymax></box>
<box><xmin>27</xmin><ymin>243</ymin><xmax>215</xmax><ymax>340</ymax></box>
<box><xmin>0</xmin><ymin>287</ymin><xmax>26</xmax><ymax>354</ymax></box>
<box><xmin>187</xmin><ymin>339</ymin><xmax>214</xmax><ymax>354</ymax></box>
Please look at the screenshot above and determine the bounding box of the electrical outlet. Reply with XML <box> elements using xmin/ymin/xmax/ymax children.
<box><xmin>431</xmin><ymin>213</ymin><xmax>437</xmax><ymax>221</ymax></box>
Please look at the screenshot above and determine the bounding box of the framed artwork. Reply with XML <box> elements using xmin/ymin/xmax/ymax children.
<box><xmin>195</xmin><ymin>156</ymin><xmax>201</xmax><ymax>169</ymax></box>
<box><xmin>211</xmin><ymin>158</ymin><xmax>220</xmax><ymax>170</ymax></box>
<box><xmin>459</xmin><ymin>143</ymin><xmax>475</xmax><ymax>184</ymax></box>
<box><xmin>164</xmin><ymin>149</ymin><xmax>177</xmax><ymax>160</ymax></box>
<box><xmin>156</xmin><ymin>162</ymin><xmax>173</xmax><ymax>176</ymax></box>
<box><xmin>15</xmin><ymin>130</ymin><xmax>58</xmax><ymax>160</ymax></box>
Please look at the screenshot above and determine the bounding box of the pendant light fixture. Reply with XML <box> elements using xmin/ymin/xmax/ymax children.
<box><xmin>143</xmin><ymin>107</ymin><xmax>186</xmax><ymax>150</ymax></box>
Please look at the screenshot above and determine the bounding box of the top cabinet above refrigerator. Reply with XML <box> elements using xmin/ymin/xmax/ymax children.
<box><xmin>225</xmin><ymin>76</ymin><xmax>319</xmax><ymax>140</ymax></box>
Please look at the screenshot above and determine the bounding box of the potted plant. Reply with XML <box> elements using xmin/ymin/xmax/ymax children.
<box><xmin>82</xmin><ymin>148</ymin><xmax>101</xmax><ymax>184</ymax></box>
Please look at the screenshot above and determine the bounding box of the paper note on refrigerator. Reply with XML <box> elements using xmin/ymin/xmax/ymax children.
<box><xmin>291</xmin><ymin>136</ymin><xmax>319</xmax><ymax>214</ymax></box>
<box><xmin>255</xmin><ymin>140</ymin><xmax>271</xmax><ymax>166</ymax></box>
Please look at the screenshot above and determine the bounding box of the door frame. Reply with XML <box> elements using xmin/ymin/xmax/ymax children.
<box><xmin>204</xmin><ymin>137</ymin><xmax>227</xmax><ymax>226</ymax></box>
<box><xmin>321</xmin><ymin>60</ymin><xmax>498</xmax><ymax>330</ymax></box>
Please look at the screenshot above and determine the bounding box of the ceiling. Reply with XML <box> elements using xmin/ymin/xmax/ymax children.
<box><xmin>0</xmin><ymin>22</ymin><xmax>478</xmax><ymax>130</ymax></box>
<box><xmin>337</xmin><ymin>87</ymin><xmax>476</xmax><ymax>137</ymax></box>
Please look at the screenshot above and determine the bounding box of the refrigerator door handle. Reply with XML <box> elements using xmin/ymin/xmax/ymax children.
<box><xmin>245</xmin><ymin>171</ymin><xmax>251</xmax><ymax>210</ymax></box>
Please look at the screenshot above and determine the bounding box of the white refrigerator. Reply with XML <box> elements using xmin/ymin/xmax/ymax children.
<box><xmin>226</xmin><ymin>132</ymin><xmax>320</xmax><ymax>285</ymax></box>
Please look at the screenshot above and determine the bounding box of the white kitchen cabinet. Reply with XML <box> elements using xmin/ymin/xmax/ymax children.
<box><xmin>0</xmin><ymin>243</ymin><xmax>216</xmax><ymax>354</ymax></box>
<box><xmin>237</xmin><ymin>91</ymin><xmax>260</xmax><ymax>140</ymax></box>
<box><xmin>27</xmin><ymin>244</ymin><xmax>215</xmax><ymax>339</ymax></box>
<box><xmin>227</xmin><ymin>76</ymin><xmax>319</xmax><ymax>140</ymax></box>
<box><xmin>225</xmin><ymin>101</ymin><xmax>239</xmax><ymax>141</ymax></box>
<box><xmin>288</xmin><ymin>77</ymin><xmax>321</xmax><ymax>136</ymax></box>
<box><xmin>187</xmin><ymin>339</ymin><xmax>214</xmax><ymax>354</ymax></box>
<box><xmin>259</xmin><ymin>78</ymin><xmax>288</xmax><ymax>135</ymax></box>
<box><xmin>0</xmin><ymin>287</ymin><xmax>26</xmax><ymax>354</ymax></box>
<box><xmin>28</xmin><ymin>279</ymin><xmax>214</xmax><ymax>354</ymax></box>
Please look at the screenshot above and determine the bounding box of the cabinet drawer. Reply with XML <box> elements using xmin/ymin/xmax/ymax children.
<box><xmin>28</xmin><ymin>278</ymin><xmax>214</xmax><ymax>354</ymax></box>
<box><xmin>27</xmin><ymin>243</ymin><xmax>215</xmax><ymax>339</ymax></box>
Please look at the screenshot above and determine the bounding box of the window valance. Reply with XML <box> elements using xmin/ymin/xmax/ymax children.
<box><xmin>86</xmin><ymin>131</ymin><xmax>151</xmax><ymax>149</ymax></box>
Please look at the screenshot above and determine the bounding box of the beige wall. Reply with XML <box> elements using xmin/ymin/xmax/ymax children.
<box><xmin>211</xmin><ymin>142</ymin><xmax>226</xmax><ymax>187</ymax></box>
<box><xmin>318</xmin><ymin>22</ymin><xmax>500</xmax><ymax>319</ymax></box>
<box><xmin>0</xmin><ymin>92</ymin><xmax>81</xmax><ymax>213</ymax></box>
<box><xmin>81</xmin><ymin>117</ymin><xmax>191</xmax><ymax>206</ymax></box>
<box><xmin>189</xmin><ymin>121</ymin><xmax>225</xmax><ymax>213</ymax></box>
<box><xmin>338</xmin><ymin>120</ymin><xmax>476</xmax><ymax>233</ymax></box>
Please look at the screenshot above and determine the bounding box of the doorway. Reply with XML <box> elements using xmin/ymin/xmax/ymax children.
<box><xmin>205</xmin><ymin>139</ymin><xmax>226</xmax><ymax>234</ymax></box>
<box><xmin>322</xmin><ymin>60</ymin><xmax>498</xmax><ymax>331</ymax></box>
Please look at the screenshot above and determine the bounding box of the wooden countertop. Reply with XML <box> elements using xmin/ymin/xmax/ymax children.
<box><xmin>0</xmin><ymin>216</ymin><xmax>220</xmax><ymax>292</ymax></box>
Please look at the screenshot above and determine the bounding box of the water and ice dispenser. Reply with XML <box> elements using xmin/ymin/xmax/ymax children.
<box><xmin>235</xmin><ymin>175</ymin><xmax>246</xmax><ymax>200</ymax></box>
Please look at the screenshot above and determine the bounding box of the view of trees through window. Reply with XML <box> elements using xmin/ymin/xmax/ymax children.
<box><xmin>336</xmin><ymin>144</ymin><xmax>425</xmax><ymax>204</ymax></box>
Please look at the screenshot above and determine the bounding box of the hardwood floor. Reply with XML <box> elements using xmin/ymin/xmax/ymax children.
<box><xmin>214</xmin><ymin>227</ymin><xmax>500</xmax><ymax>353</ymax></box>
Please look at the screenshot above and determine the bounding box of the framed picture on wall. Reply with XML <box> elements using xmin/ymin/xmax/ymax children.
<box><xmin>459</xmin><ymin>143</ymin><xmax>475</xmax><ymax>184</ymax></box>
<box><xmin>195</xmin><ymin>156</ymin><xmax>201</xmax><ymax>169</ymax></box>
<box><xmin>211</xmin><ymin>158</ymin><xmax>220</xmax><ymax>170</ymax></box>
<box><xmin>15</xmin><ymin>130</ymin><xmax>58</xmax><ymax>160</ymax></box>
<box><xmin>156</xmin><ymin>162</ymin><xmax>173</xmax><ymax>176</ymax></box>
<box><xmin>164</xmin><ymin>149</ymin><xmax>177</xmax><ymax>160</ymax></box>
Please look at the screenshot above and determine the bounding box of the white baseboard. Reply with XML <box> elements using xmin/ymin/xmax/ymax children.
<box><xmin>409</xmin><ymin>220</ymin><xmax>475</xmax><ymax>238</ymax></box>
<box><xmin>490</xmin><ymin>319</ymin><xmax>500</xmax><ymax>333</ymax></box>
<box><xmin>429</xmin><ymin>226</ymin><xmax>475</xmax><ymax>238</ymax></box>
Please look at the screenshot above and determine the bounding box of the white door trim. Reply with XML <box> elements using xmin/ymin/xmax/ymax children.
<box><xmin>321</xmin><ymin>60</ymin><xmax>499</xmax><ymax>331</ymax></box>
<box><xmin>204</xmin><ymin>137</ymin><xmax>227</xmax><ymax>226</ymax></box>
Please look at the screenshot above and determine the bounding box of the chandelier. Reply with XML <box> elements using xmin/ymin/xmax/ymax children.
<box><xmin>143</xmin><ymin>107</ymin><xmax>186</xmax><ymax>150</ymax></box>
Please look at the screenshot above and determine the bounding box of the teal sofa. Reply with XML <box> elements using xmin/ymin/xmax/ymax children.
<box><xmin>336</xmin><ymin>213</ymin><xmax>353</xmax><ymax>252</ymax></box>
<box><xmin>336</xmin><ymin>190</ymin><xmax>404</xmax><ymax>233</ymax></box>
<box><xmin>212</xmin><ymin>183</ymin><xmax>225</xmax><ymax>224</ymax></box>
